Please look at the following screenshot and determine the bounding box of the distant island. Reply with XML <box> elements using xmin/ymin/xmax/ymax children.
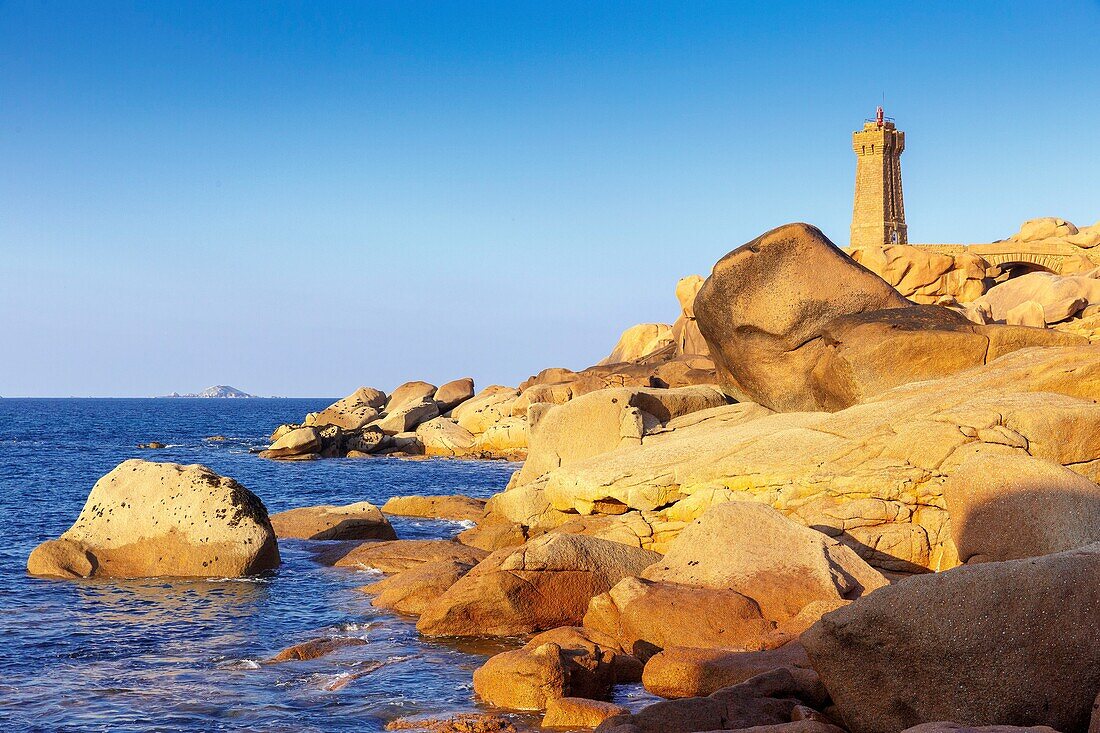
<box><xmin>160</xmin><ymin>385</ymin><xmax>255</xmax><ymax>399</ymax></box>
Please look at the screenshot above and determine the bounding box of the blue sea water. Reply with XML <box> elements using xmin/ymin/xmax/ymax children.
<box><xmin>0</xmin><ymin>398</ymin><xmax>584</xmax><ymax>732</ymax></box>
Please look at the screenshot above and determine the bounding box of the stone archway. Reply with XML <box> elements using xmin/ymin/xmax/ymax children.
<box><xmin>993</xmin><ymin>260</ymin><xmax>1058</xmax><ymax>281</ymax></box>
<box><xmin>981</xmin><ymin>251</ymin><xmax>1066</xmax><ymax>275</ymax></box>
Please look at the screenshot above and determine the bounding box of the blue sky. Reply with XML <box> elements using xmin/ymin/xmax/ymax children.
<box><xmin>2</xmin><ymin>1</ymin><xmax>1098</xmax><ymax>396</ymax></box>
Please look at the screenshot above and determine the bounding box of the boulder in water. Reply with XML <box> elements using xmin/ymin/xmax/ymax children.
<box><xmin>543</xmin><ymin>698</ymin><xmax>629</xmax><ymax>729</ymax></box>
<box><xmin>267</xmin><ymin>636</ymin><xmax>368</xmax><ymax>663</ymax></box>
<box><xmin>414</xmin><ymin>418</ymin><xmax>477</xmax><ymax>457</ymax></box>
<box><xmin>321</xmin><ymin>539</ymin><xmax>487</xmax><ymax>573</ymax></box>
<box><xmin>362</xmin><ymin>558</ymin><xmax>477</xmax><ymax>615</ymax></box>
<box><xmin>27</xmin><ymin>459</ymin><xmax>279</xmax><ymax>578</ymax></box>
<box><xmin>473</xmin><ymin>637</ymin><xmax>616</xmax><ymax>710</ymax></box>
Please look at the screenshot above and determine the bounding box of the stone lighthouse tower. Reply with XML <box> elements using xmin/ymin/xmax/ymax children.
<box><xmin>850</xmin><ymin>107</ymin><xmax>907</xmax><ymax>247</ymax></box>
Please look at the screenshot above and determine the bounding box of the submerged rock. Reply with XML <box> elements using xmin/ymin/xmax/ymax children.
<box><xmin>27</xmin><ymin>459</ymin><xmax>279</xmax><ymax>578</ymax></box>
<box><xmin>384</xmin><ymin>713</ymin><xmax>518</xmax><ymax>732</ymax></box>
<box><xmin>267</xmin><ymin>636</ymin><xmax>368</xmax><ymax>663</ymax></box>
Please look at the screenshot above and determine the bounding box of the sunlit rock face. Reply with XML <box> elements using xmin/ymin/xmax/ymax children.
<box><xmin>488</xmin><ymin>346</ymin><xmax>1100</xmax><ymax>573</ymax></box>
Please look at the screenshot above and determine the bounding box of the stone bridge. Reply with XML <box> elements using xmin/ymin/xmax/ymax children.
<box><xmin>912</xmin><ymin>241</ymin><xmax>1100</xmax><ymax>275</ymax></box>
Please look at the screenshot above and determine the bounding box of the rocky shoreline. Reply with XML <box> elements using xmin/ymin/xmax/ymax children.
<box><xmin>27</xmin><ymin>220</ymin><xmax>1100</xmax><ymax>733</ymax></box>
<box><xmin>256</xmin><ymin>272</ymin><xmax>717</xmax><ymax>466</ymax></box>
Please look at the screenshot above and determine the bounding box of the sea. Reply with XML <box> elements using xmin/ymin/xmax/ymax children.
<box><xmin>0</xmin><ymin>398</ymin><xmax>658</xmax><ymax>732</ymax></box>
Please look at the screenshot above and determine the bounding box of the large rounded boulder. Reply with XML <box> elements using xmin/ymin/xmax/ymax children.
<box><xmin>472</xmin><ymin>627</ymin><xmax>623</xmax><ymax>710</ymax></box>
<box><xmin>694</xmin><ymin>223</ymin><xmax>909</xmax><ymax>411</ymax></box>
<box><xmin>27</xmin><ymin>459</ymin><xmax>280</xmax><ymax>579</ymax></box>
<box><xmin>802</xmin><ymin>543</ymin><xmax>1100</xmax><ymax>733</ymax></box>
<box><xmin>582</xmin><ymin>576</ymin><xmax>780</xmax><ymax>660</ymax></box>
<box><xmin>694</xmin><ymin>223</ymin><xmax>1082</xmax><ymax>412</ymax></box>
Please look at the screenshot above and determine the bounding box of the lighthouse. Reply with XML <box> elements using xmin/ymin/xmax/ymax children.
<box><xmin>850</xmin><ymin>107</ymin><xmax>907</xmax><ymax>248</ymax></box>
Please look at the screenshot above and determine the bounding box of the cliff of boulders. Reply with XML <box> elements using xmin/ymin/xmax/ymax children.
<box><xmin>34</xmin><ymin>217</ymin><xmax>1100</xmax><ymax>733</ymax></box>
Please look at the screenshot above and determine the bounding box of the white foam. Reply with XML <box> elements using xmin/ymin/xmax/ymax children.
<box><xmin>353</xmin><ymin>565</ymin><xmax>384</xmax><ymax>578</ymax></box>
<box><xmin>218</xmin><ymin>658</ymin><xmax>261</xmax><ymax>670</ymax></box>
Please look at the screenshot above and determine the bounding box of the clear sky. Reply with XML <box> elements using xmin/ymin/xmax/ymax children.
<box><xmin>2</xmin><ymin>1</ymin><xmax>1098</xmax><ymax>397</ymax></box>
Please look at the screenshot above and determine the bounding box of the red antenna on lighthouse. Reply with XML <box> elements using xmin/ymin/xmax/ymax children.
<box><xmin>876</xmin><ymin>105</ymin><xmax>884</xmax><ymax>128</ymax></box>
